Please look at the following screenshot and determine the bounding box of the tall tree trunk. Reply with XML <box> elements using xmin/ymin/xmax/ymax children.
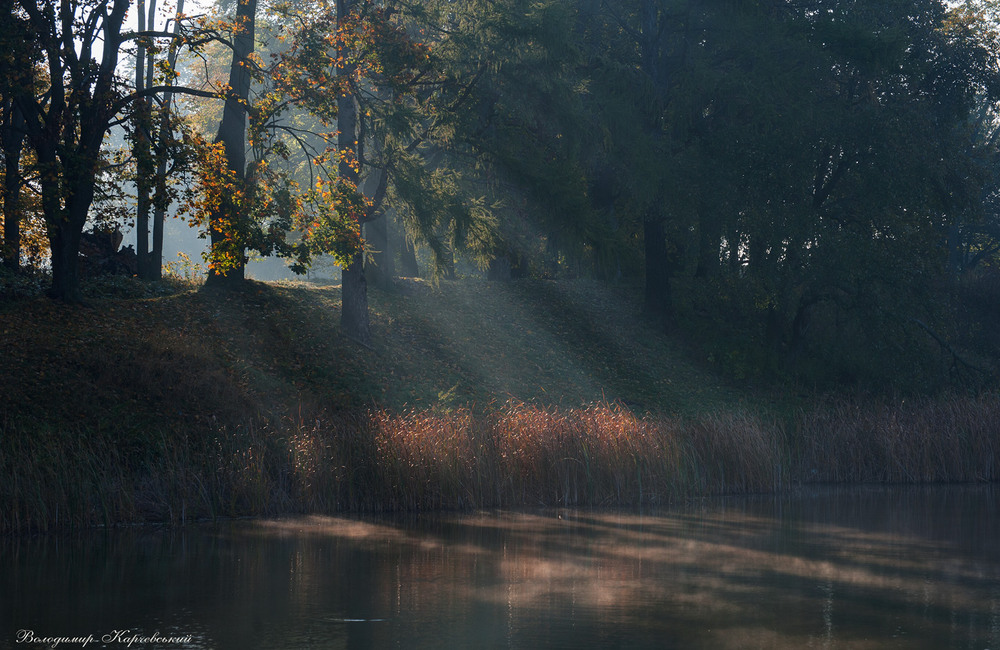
<box><xmin>47</xmin><ymin>224</ymin><xmax>83</xmax><ymax>302</ymax></box>
<box><xmin>46</xmin><ymin>163</ymin><xmax>96</xmax><ymax>303</ymax></box>
<box><xmin>337</xmin><ymin>0</ymin><xmax>372</xmax><ymax>344</ymax></box>
<box><xmin>638</xmin><ymin>0</ymin><xmax>675</xmax><ymax>324</ymax></box>
<box><xmin>149</xmin><ymin>0</ymin><xmax>185</xmax><ymax>281</ymax></box>
<box><xmin>206</xmin><ymin>0</ymin><xmax>256</xmax><ymax>289</ymax></box>
<box><xmin>639</xmin><ymin>0</ymin><xmax>665</xmax><ymax>89</ymax></box>
<box><xmin>134</xmin><ymin>0</ymin><xmax>154</xmax><ymax>279</ymax></box>
<box><xmin>1</xmin><ymin>102</ymin><xmax>24</xmax><ymax>271</ymax></box>
<box><xmin>747</xmin><ymin>233</ymin><xmax>767</xmax><ymax>273</ymax></box>
<box><xmin>341</xmin><ymin>253</ymin><xmax>371</xmax><ymax>344</ymax></box>
<box><xmin>15</xmin><ymin>0</ymin><xmax>130</xmax><ymax>302</ymax></box>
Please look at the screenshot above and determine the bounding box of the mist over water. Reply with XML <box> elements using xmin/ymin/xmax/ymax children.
<box><xmin>2</xmin><ymin>486</ymin><xmax>998</xmax><ymax>649</ymax></box>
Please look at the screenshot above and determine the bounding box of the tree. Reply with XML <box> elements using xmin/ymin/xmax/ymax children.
<box><xmin>936</xmin><ymin>2</ymin><xmax>1000</xmax><ymax>275</ymax></box>
<box><xmin>336</xmin><ymin>0</ymin><xmax>370</xmax><ymax>343</ymax></box>
<box><xmin>395</xmin><ymin>0</ymin><xmax>603</xmax><ymax>282</ymax></box>
<box><xmin>9</xmin><ymin>0</ymin><xmax>134</xmax><ymax>301</ymax></box>
<box><xmin>204</xmin><ymin>0</ymin><xmax>258</xmax><ymax>287</ymax></box>
<box><xmin>6</xmin><ymin>0</ymin><xmax>221</xmax><ymax>299</ymax></box>
<box><xmin>566</xmin><ymin>0</ymin><xmax>707</xmax><ymax>320</ymax></box>
<box><xmin>132</xmin><ymin>0</ymin><xmax>156</xmax><ymax>279</ymax></box>
<box><xmin>556</xmin><ymin>0</ymin><xmax>1000</xmax><ymax>385</ymax></box>
<box><xmin>259</xmin><ymin>0</ymin><xmax>495</xmax><ymax>340</ymax></box>
<box><xmin>742</xmin><ymin>0</ymin><xmax>1000</xmax><ymax>372</ymax></box>
<box><xmin>149</xmin><ymin>0</ymin><xmax>187</xmax><ymax>280</ymax></box>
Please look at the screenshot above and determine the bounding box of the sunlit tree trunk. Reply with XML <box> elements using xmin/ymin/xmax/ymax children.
<box><xmin>149</xmin><ymin>0</ymin><xmax>185</xmax><ymax>281</ymax></box>
<box><xmin>206</xmin><ymin>0</ymin><xmax>256</xmax><ymax>288</ymax></box>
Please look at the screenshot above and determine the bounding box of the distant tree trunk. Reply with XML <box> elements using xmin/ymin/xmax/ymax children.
<box><xmin>765</xmin><ymin>305</ymin><xmax>784</xmax><ymax>353</ymax></box>
<box><xmin>637</xmin><ymin>0</ymin><xmax>676</xmax><ymax>325</ymax></box>
<box><xmin>365</xmin><ymin>212</ymin><xmax>393</xmax><ymax>290</ymax></box>
<box><xmin>726</xmin><ymin>225</ymin><xmax>742</xmax><ymax>273</ymax></box>
<box><xmin>441</xmin><ymin>241</ymin><xmax>457</xmax><ymax>279</ymax></box>
<box><xmin>205</xmin><ymin>0</ymin><xmax>256</xmax><ymax>289</ymax></box>
<box><xmin>1</xmin><ymin>102</ymin><xmax>25</xmax><ymax>271</ymax></box>
<box><xmin>947</xmin><ymin>222</ymin><xmax>964</xmax><ymax>276</ymax></box>
<box><xmin>788</xmin><ymin>297</ymin><xmax>814</xmax><ymax>359</ymax></box>
<box><xmin>488</xmin><ymin>253</ymin><xmax>525</xmax><ymax>281</ymax></box>
<box><xmin>362</xmin><ymin>168</ymin><xmax>393</xmax><ymax>290</ymax></box>
<box><xmin>150</xmin><ymin>142</ymin><xmax>169</xmax><ymax>281</ymax></box>
<box><xmin>643</xmin><ymin>216</ymin><xmax>673</xmax><ymax>325</ymax></box>
<box><xmin>341</xmin><ymin>253</ymin><xmax>371</xmax><ymax>342</ymax></box>
<box><xmin>695</xmin><ymin>205</ymin><xmax>722</xmax><ymax>279</ymax></box>
<box><xmin>487</xmin><ymin>255</ymin><xmax>513</xmax><ymax>281</ymax></box>
<box><xmin>544</xmin><ymin>231</ymin><xmax>561</xmax><ymax>277</ymax></box>
<box><xmin>338</xmin><ymin>0</ymin><xmax>372</xmax><ymax>345</ymax></box>
<box><xmin>1</xmin><ymin>0</ymin><xmax>34</xmax><ymax>273</ymax></box>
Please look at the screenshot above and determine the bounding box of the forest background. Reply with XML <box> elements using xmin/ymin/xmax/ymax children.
<box><xmin>2</xmin><ymin>0</ymin><xmax>1000</xmax><ymax>533</ymax></box>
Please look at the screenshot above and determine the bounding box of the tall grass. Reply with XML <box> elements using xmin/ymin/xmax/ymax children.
<box><xmin>2</xmin><ymin>395</ymin><xmax>998</xmax><ymax>534</ymax></box>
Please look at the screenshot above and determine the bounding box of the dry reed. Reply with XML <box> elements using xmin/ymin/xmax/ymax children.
<box><xmin>2</xmin><ymin>395</ymin><xmax>998</xmax><ymax>534</ymax></box>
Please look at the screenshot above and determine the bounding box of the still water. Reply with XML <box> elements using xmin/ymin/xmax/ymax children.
<box><xmin>2</xmin><ymin>486</ymin><xmax>998</xmax><ymax>649</ymax></box>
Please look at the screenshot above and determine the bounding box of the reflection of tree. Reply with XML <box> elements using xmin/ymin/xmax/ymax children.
<box><xmin>2</xmin><ymin>489</ymin><xmax>998</xmax><ymax>649</ymax></box>
<box><xmin>238</xmin><ymin>491</ymin><xmax>1000</xmax><ymax>649</ymax></box>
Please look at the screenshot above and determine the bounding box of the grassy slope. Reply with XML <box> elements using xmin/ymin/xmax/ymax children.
<box><xmin>0</xmin><ymin>276</ymin><xmax>747</xmax><ymax>432</ymax></box>
<box><xmin>369</xmin><ymin>278</ymin><xmax>746</xmax><ymax>413</ymax></box>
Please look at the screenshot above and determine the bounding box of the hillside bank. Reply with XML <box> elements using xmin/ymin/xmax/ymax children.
<box><xmin>1</xmin><ymin>276</ymin><xmax>997</xmax><ymax>533</ymax></box>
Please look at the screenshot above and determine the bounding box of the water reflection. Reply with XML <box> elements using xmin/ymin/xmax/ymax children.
<box><xmin>2</xmin><ymin>486</ymin><xmax>998</xmax><ymax>649</ymax></box>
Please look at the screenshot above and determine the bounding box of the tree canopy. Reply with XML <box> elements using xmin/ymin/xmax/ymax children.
<box><xmin>3</xmin><ymin>0</ymin><xmax>1000</xmax><ymax>391</ymax></box>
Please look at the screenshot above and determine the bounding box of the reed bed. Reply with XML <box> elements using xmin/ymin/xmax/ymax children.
<box><xmin>2</xmin><ymin>395</ymin><xmax>998</xmax><ymax>534</ymax></box>
<box><xmin>794</xmin><ymin>394</ymin><xmax>1000</xmax><ymax>483</ymax></box>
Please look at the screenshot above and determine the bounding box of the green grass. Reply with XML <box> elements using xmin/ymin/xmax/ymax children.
<box><xmin>0</xmin><ymin>274</ymin><xmax>997</xmax><ymax>534</ymax></box>
<box><xmin>366</xmin><ymin>277</ymin><xmax>745</xmax><ymax>413</ymax></box>
<box><xmin>0</xmin><ymin>274</ymin><xmax>738</xmax><ymax>423</ymax></box>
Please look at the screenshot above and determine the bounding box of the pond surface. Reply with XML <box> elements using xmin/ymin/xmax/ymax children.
<box><xmin>2</xmin><ymin>486</ymin><xmax>998</xmax><ymax>649</ymax></box>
